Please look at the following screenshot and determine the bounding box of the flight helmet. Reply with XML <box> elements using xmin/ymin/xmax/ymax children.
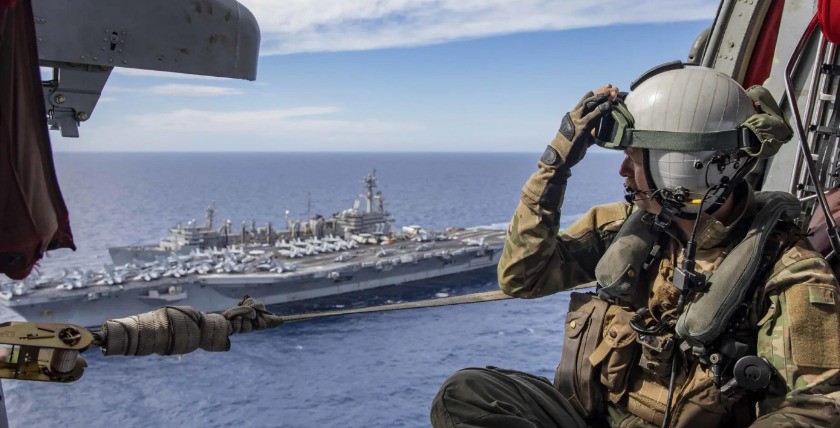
<box><xmin>597</xmin><ymin>63</ymin><xmax>759</xmax><ymax>216</ymax></box>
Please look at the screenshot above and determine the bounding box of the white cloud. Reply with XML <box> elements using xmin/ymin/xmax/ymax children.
<box><xmin>238</xmin><ymin>0</ymin><xmax>717</xmax><ymax>54</ymax></box>
<box><xmin>129</xmin><ymin>106</ymin><xmax>341</xmax><ymax>130</ymax></box>
<box><xmin>57</xmin><ymin>107</ymin><xmax>418</xmax><ymax>151</ymax></box>
<box><xmin>105</xmin><ymin>84</ymin><xmax>242</xmax><ymax>97</ymax></box>
<box><xmin>127</xmin><ymin>107</ymin><xmax>413</xmax><ymax>136</ymax></box>
<box><xmin>146</xmin><ymin>84</ymin><xmax>244</xmax><ymax>96</ymax></box>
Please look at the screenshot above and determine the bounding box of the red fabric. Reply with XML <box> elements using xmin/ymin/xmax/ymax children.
<box><xmin>0</xmin><ymin>0</ymin><xmax>75</xmax><ymax>280</ymax></box>
<box><xmin>0</xmin><ymin>1</ymin><xmax>16</xmax><ymax>9</ymax></box>
<box><xmin>743</xmin><ymin>0</ymin><xmax>786</xmax><ymax>87</ymax></box>
<box><xmin>819</xmin><ymin>0</ymin><xmax>840</xmax><ymax>44</ymax></box>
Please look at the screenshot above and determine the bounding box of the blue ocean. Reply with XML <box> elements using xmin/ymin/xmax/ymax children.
<box><xmin>3</xmin><ymin>152</ymin><xmax>625</xmax><ymax>427</ymax></box>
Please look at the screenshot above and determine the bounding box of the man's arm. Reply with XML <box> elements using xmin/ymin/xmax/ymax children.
<box><xmin>496</xmin><ymin>86</ymin><xmax>626</xmax><ymax>298</ymax></box>
<box><xmin>752</xmin><ymin>245</ymin><xmax>840</xmax><ymax>427</ymax></box>
<box><xmin>498</xmin><ymin>195</ymin><xmax>630</xmax><ymax>298</ymax></box>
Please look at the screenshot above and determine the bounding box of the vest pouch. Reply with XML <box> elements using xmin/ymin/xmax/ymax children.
<box><xmin>588</xmin><ymin>305</ymin><xmax>639</xmax><ymax>403</ymax></box>
<box><xmin>555</xmin><ymin>291</ymin><xmax>609</xmax><ymax>418</ymax></box>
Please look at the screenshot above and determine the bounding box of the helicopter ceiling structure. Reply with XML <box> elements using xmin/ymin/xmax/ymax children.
<box><xmin>33</xmin><ymin>0</ymin><xmax>260</xmax><ymax>138</ymax></box>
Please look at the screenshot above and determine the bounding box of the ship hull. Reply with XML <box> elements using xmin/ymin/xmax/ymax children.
<box><xmin>4</xmin><ymin>241</ymin><xmax>502</xmax><ymax>328</ymax></box>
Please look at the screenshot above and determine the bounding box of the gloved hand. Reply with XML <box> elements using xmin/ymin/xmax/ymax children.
<box><xmin>525</xmin><ymin>85</ymin><xmax>617</xmax><ymax>215</ymax></box>
<box><xmin>741</xmin><ymin>85</ymin><xmax>793</xmax><ymax>159</ymax></box>
<box><xmin>542</xmin><ymin>85</ymin><xmax>616</xmax><ymax>170</ymax></box>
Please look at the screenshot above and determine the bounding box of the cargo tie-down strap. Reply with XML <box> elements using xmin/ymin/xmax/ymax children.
<box><xmin>93</xmin><ymin>296</ymin><xmax>285</xmax><ymax>356</ymax></box>
<box><xmin>91</xmin><ymin>291</ymin><xmax>515</xmax><ymax>356</ymax></box>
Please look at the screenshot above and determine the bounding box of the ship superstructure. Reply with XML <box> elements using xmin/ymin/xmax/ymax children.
<box><xmin>108</xmin><ymin>170</ymin><xmax>395</xmax><ymax>265</ymax></box>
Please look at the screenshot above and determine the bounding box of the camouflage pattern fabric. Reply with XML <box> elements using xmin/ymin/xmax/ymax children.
<box><xmin>490</xmin><ymin>169</ymin><xmax>840</xmax><ymax>427</ymax></box>
<box><xmin>752</xmin><ymin>246</ymin><xmax>840</xmax><ymax>427</ymax></box>
<box><xmin>499</xmin><ymin>162</ymin><xmax>630</xmax><ymax>298</ymax></box>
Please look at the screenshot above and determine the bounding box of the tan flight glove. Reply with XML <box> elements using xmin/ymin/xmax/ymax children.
<box><xmin>523</xmin><ymin>86</ymin><xmax>615</xmax><ymax>215</ymax></box>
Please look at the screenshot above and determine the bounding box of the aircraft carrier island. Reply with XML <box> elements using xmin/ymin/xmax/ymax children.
<box><xmin>0</xmin><ymin>171</ymin><xmax>504</xmax><ymax>327</ymax></box>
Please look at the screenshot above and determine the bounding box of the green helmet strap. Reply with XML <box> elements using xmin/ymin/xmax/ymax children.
<box><xmin>596</xmin><ymin>92</ymin><xmax>792</xmax><ymax>157</ymax></box>
<box><xmin>631</xmin><ymin>129</ymin><xmax>743</xmax><ymax>151</ymax></box>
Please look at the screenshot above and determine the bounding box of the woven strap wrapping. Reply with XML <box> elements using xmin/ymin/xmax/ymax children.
<box><xmin>98</xmin><ymin>296</ymin><xmax>283</xmax><ymax>356</ymax></box>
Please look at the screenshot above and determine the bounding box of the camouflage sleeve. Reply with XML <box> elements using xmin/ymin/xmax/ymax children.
<box><xmin>497</xmin><ymin>164</ymin><xmax>631</xmax><ymax>298</ymax></box>
<box><xmin>752</xmin><ymin>245</ymin><xmax>840</xmax><ymax>427</ymax></box>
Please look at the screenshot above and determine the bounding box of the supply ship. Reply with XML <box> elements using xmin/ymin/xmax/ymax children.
<box><xmin>0</xmin><ymin>171</ymin><xmax>504</xmax><ymax>327</ymax></box>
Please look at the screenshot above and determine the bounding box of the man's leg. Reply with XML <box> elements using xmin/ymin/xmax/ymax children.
<box><xmin>430</xmin><ymin>367</ymin><xmax>587</xmax><ymax>428</ymax></box>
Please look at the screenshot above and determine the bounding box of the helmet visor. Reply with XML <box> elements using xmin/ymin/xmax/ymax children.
<box><xmin>594</xmin><ymin>101</ymin><xmax>634</xmax><ymax>150</ymax></box>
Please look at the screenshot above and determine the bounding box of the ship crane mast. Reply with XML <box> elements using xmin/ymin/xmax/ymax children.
<box><xmin>361</xmin><ymin>169</ymin><xmax>378</xmax><ymax>214</ymax></box>
<box><xmin>206</xmin><ymin>203</ymin><xmax>216</xmax><ymax>229</ymax></box>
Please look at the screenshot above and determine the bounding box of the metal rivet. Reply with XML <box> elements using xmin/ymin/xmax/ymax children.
<box><xmin>55</xmin><ymin>94</ymin><xmax>65</xmax><ymax>104</ymax></box>
<box><xmin>76</xmin><ymin>112</ymin><xmax>89</xmax><ymax>121</ymax></box>
<box><xmin>93</xmin><ymin>56</ymin><xmax>98</xmax><ymax>60</ymax></box>
<box><xmin>609</xmin><ymin>328</ymin><xmax>618</xmax><ymax>338</ymax></box>
<box><xmin>122</xmin><ymin>60</ymin><xmax>128</xmax><ymax>64</ymax></box>
<box><xmin>569</xmin><ymin>320</ymin><xmax>577</xmax><ymax>329</ymax></box>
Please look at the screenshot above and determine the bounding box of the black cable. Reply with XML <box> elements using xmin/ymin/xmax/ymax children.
<box><xmin>661</xmin><ymin>350</ymin><xmax>680</xmax><ymax>428</ymax></box>
<box><xmin>661</xmin><ymin>171</ymin><xmax>725</xmax><ymax>427</ymax></box>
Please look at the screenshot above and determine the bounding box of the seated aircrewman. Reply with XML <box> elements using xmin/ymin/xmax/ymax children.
<box><xmin>431</xmin><ymin>64</ymin><xmax>840</xmax><ymax>428</ymax></box>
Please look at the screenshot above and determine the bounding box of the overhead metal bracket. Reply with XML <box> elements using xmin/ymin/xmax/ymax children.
<box><xmin>41</xmin><ymin>61</ymin><xmax>112</xmax><ymax>138</ymax></box>
<box><xmin>31</xmin><ymin>0</ymin><xmax>260</xmax><ymax>137</ymax></box>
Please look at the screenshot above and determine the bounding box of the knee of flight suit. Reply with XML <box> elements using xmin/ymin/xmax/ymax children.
<box><xmin>431</xmin><ymin>368</ymin><xmax>489</xmax><ymax>427</ymax></box>
<box><xmin>432</xmin><ymin>368</ymin><xmax>489</xmax><ymax>407</ymax></box>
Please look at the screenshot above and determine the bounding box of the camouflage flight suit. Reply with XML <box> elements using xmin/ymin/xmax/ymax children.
<box><xmin>430</xmin><ymin>160</ymin><xmax>840</xmax><ymax>427</ymax></box>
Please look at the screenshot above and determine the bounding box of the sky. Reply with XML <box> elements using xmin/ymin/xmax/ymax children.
<box><xmin>51</xmin><ymin>0</ymin><xmax>719</xmax><ymax>153</ymax></box>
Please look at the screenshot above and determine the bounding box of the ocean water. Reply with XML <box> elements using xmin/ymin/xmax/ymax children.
<box><xmin>3</xmin><ymin>152</ymin><xmax>625</xmax><ymax>427</ymax></box>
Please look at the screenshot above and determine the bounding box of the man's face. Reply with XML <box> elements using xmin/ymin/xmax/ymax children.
<box><xmin>619</xmin><ymin>148</ymin><xmax>661</xmax><ymax>214</ymax></box>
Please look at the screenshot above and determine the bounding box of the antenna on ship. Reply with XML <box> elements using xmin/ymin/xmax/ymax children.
<box><xmin>206</xmin><ymin>202</ymin><xmax>215</xmax><ymax>229</ymax></box>
<box><xmin>361</xmin><ymin>169</ymin><xmax>377</xmax><ymax>214</ymax></box>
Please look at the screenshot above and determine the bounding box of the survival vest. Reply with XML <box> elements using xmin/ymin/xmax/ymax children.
<box><xmin>555</xmin><ymin>191</ymin><xmax>801</xmax><ymax>420</ymax></box>
<box><xmin>595</xmin><ymin>191</ymin><xmax>800</xmax><ymax>348</ymax></box>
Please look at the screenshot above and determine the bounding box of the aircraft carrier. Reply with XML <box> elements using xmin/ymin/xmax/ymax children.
<box><xmin>0</xmin><ymin>171</ymin><xmax>504</xmax><ymax>328</ymax></box>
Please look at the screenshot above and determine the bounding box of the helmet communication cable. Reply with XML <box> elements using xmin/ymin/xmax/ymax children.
<box><xmin>661</xmin><ymin>173</ymin><xmax>726</xmax><ymax>428</ymax></box>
